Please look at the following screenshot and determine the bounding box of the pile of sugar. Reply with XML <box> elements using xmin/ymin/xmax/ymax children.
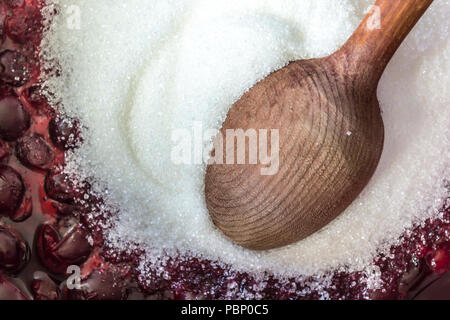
<box><xmin>41</xmin><ymin>0</ymin><xmax>450</xmax><ymax>277</ymax></box>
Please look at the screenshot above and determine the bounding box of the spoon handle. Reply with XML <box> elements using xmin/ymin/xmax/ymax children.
<box><xmin>334</xmin><ymin>0</ymin><xmax>434</xmax><ymax>88</ymax></box>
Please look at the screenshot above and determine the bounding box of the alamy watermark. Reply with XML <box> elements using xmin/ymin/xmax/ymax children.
<box><xmin>171</xmin><ymin>122</ymin><xmax>280</xmax><ymax>176</ymax></box>
<box><xmin>66</xmin><ymin>265</ymin><xmax>81</xmax><ymax>290</ymax></box>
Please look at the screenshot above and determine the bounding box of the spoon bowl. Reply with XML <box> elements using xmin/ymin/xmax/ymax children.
<box><xmin>205</xmin><ymin>0</ymin><xmax>434</xmax><ymax>250</ymax></box>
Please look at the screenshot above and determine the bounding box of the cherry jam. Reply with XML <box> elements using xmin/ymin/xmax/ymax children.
<box><xmin>0</xmin><ymin>0</ymin><xmax>448</xmax><ymax>300</ymax></box>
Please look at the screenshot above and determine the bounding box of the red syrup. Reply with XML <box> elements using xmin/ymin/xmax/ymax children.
<box><xmin>0</xmin><ymin>0</ymin><xmax>448</xmax><ymax>300</ymax></box>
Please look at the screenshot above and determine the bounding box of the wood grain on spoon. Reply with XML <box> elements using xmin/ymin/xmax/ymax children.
<box><xmin>205</xmin><ymin>0</ymin><xmax>434</xmax><ymax>250</ymax></box>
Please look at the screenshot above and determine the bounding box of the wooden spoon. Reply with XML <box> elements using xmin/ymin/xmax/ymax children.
<box><xmin>205</xmin><ymin>0</ymin><xmax>434</xmax><ymax>250</ymax></box>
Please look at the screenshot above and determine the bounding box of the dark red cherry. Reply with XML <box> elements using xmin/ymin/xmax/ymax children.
<box><xmin>0</xmin><ymin>96</ymin><xmax>31</xmax><ymax>141</ymax></box>
<box><xmin>426</xmin><ymin>248</ymin><xmax>450</xmax><ymax>273</ymax></box>
<box><xmin>0</xmin><ymin>165</ymin><xmax>25</xmax><ymax>217</ymax></box>
<box><xmin>0</xmin><ymin>139</ymin><xmax>9</xmax><ymax>159</ymax></box>
<box><xmin>9</xmin><ymin>194</ymin><xmax>32</xmax><ymax>222</ymax></box>
<box><xmin>31</xmin><ymin>271</ymin><xmax>61</xmax><ymax>300</ymax></box>
<box><xmin>0</xmin><ymin>50</ymin><xmax>31</xmax><ymax>87</ymax></box>
<box><xmin>0</xmin><ymin>274</ymin><xmax>29</xmax><ymax>300</ymax></box>
<box><xmin>411</xmin><ymin>271</ymin><xmax>450</xmax><ymax>300</ymax></box>
<box><xmin>51</xmin><ymin>200</ymin><xmax>76</xmax><ymax>217</ymax></box>
<box><xmin>5</xmin><ymin>0</ymin><xmax>25</xmax><ymax>8</ymax></box>
<box><xmin>54</xmin><ymin>224</ymin><xmax>92</xmax><ymax>265</ymax></box>
<box><xmin>0</xmin><ymin>224</ymin><xmax>30</xmax><ymax>274</ymax></box>
<box><xmin>35</xmin><ymin>224</ymin><xmax>61</xmax><ymax>273</ymax></box>
<box><xmin>36</xmin><ymin>219</ymin><xmax>92</xmax><ymax>274</ymax></box>
<box><xmin>0</xmin><ymin>82</ymin><xmax>15</xmax><ymax>98</ymax></box>
<box><xmin>398</xmin><ymin>263</ymin><xmax>427</xmax><ymax>296</ymax></box>
<box><xmin>16</xmin><ymin>134</ymin><xmax>54</xmax><ymax>170</ymax></box>
<box><xmin>45</xmin><ymin>170</ymin><xmax>83</xmax><ymax>204</ymax></box>
<box><xmin>0</xmin><ymin>6</ymin><xmax>5</xmax><ymax>44</ymax></box>
<box><xmin>64</xmin><ymin>269</ymin><xmax>128</xmax><ymax>300</ymax></box>
<box><xmin>49</xmin><ymin>117</ymin><xmax>81</xmax><ymax>150</ymax></box>
<box><xmin>5</xmin><ymin>6</ymin><xmax>42</xmax><ymax>44</ymax></box>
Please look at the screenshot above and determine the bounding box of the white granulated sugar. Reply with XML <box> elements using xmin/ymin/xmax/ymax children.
<box><xmin>41</xmin><ymin>0</ymin><xmax>450</xmax><ymax>277</ymax></box>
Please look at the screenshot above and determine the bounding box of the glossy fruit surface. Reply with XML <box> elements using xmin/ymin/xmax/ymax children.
<box><xmin>0</xmin><ymin>224</ymin><xmax>29</xmax><ymax>274</ymax></box>
<box><xmin>0</xmin><ymin>96</ymin><xmax>30</xmax><ymax>141</ymax></box>
<box><xmin>16</xmin><ymin>134</ymin><xmax>54</xmax><ymax>169</ymax></box>
<box><xmin>0</xmin><ymin>165</ymin><xmax>24</xmax><ymax>217</ymax></box>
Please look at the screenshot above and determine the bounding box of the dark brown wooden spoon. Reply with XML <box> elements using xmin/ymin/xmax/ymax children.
<box><xmin>205</xmin><ymin>0</ymin><xmax>434</xmax><ymax>250</ymax></box>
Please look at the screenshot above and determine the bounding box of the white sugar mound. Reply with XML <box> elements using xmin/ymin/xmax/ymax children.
<box><xmin>41</xmin><ymin>0</ymin><xmax>450</xmax><ymax>277</ymax></box>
